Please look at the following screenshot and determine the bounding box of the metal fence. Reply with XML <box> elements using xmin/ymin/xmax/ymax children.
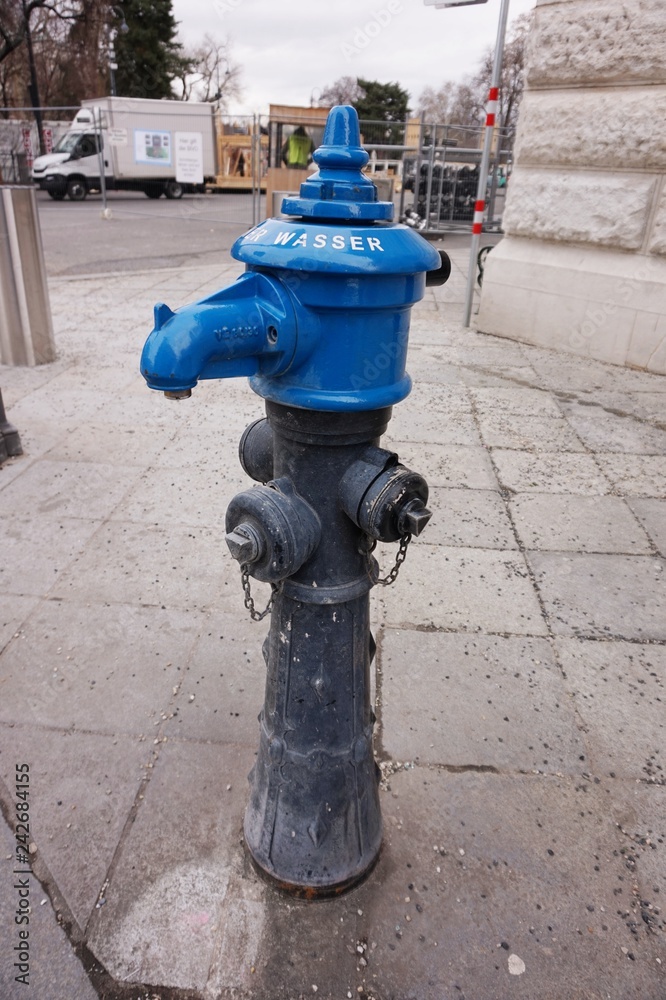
<box><xmin>1</xmin><ymin>106</ymin><xmax>513</xmax><ymax>235</ymax></box>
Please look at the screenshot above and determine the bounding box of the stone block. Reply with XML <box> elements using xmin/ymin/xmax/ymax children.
<box><xmin>503</xmin><ymin>168</ymin><xmax>656</xmax><ymax>251</ymax></box>
<box><xmin>515</xmin><ymin>88</ymin><xmax>666</xmax><ymax>171</ymax></box>
<box><xmin>528</xmin><ymin>0</ymin><xmax>666</xmax><ymax>88</ymax></box>
<box><xmin>477</xmin><ymin>238</ymin><xmax>666</xmax><ymax>374</ymax></box>
<box><xmin>648</xmin><ymin>185</ymin><xmax>666</xmax><ymax>256</ymax></box>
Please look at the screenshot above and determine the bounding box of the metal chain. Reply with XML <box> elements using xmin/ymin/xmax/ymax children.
<box><xmin>240</xmin><ymin>531</ymin><xmax>412</xmax><ymax>617</ymax></box>
<box><xmin>375</xmin><ymin>532</ymin><xmax>412</xmax><ymax>587</ymax></box>
<box><xmin>240</xmin><ymin>565</ymin><xmax>280</xmax><ymax>621</ymax></box>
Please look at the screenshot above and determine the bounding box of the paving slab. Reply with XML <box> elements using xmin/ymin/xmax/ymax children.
<box><xmin>109</xmin><ymin>463</ymin><xmax>248</xmax><ymax>528</ymax></box>
<box><xmin>0</xmin><ymin>459</ymin><xmax>141</xmax><ymax>521</ymax></box>
<box><xmin>559</xmin><ymin>400</ymin><xmax>666</xmax><ymax>454</ymax></box>
<box><xmin>628</xmin><ymin>498</ymin><xmax>666</xmax><ymax>555</ymax></box>
<box><xmin>477</xmin><ymin>412</ymin><xmax>585</xmax><ymax>452</ymax></box>
<box><xmin>0</xmin><ymin>594</ymin><xmax>40</xmax><ymax>653</ymax></box>
<box><xmin>458</xmin><ymin>363</ymin><xmax>542</xmax><ymax>389</ymax></box>
<box><xmin>596</xmin><ymin>454</ymin><xmax>666</xmax><ymax>497</ymax></box>
<box><xmin>0</xmin><ymin>725</ymin><xmax>149</xmax><ymax>930</ymax></box>
<box><xmin>525</xmin><ymin>351</ymin><xmax>666</xmax><ymax>395</ymax></box>
<box><xmin>51</xmin><ymin>520</ymin><xmax>238</xmax><ymax>613</ymax></box>
<box><xmin>164</xmin><ymin>610</ymin><xmax>268</xmax><ymax>746</ymax></box>
<box><xmin>511</xmin><ymin>494</ymin><xmax>652</xmax><ymax>553</ymax></box>
<box><xmin>380</xmin><ymin>629</ymin><xmax>585</xmax><ymax>772</ymax></box>
<box><xmin>45</xmin><ymin>420</ymin><xmax>176</xmax><ymax>466</ymax></box>
<box><xmin>423</xmin><ymin>487</ymin><xmax>517</xmax><ymax>549</ymax></box>
<box><xmin>0</xmin><ymin>599</ymin><xmax>203</xmax><ymax>734</ymax></box>
<box><xmin>86</xmin><ymin>739</ymin><xmax>256</xmax><ymax>993</ymax></box>
<box><xmin>378</xmin><ymin>544</ymin><xmax>547</xmax><ymax>635</ymax></box>
<box><xmin>609</xmin><ymin>783</ymin><xmax>666</xmax><ymax>931</ymax></box>
<box><xmin>384</xmin><ymin>408</ymin><xmax>482</xmax><ymax>446</ymax></box>
<box><xmin>528</xmin><ymin>553</ymin><xmax>666</xmax><ymax>640</ymax></box>
<box><xmin>493</xmin><ymin>450</ymin><xmax>612</xmax><ymax>495</ymax></box>
<box><xmin>0</xmin><ymin>515</ymin><xmax>100</xmax><ymax>598</ymax></box>
<box><xmin>0</xmin><ymin>816</ymin><xmax>98</xmax><ymax>1000</ymax></box>
<box><xmin>470</xmin><ymin>386</ymin><xmax>563</xmax><ymax>417</ymax></box>
<box><xmin>555</xmin><ymin>638</ymin><xmax>666</xmax><ymax>782</ymax></box>
<box><xmin>387</xmin><ymin>441</ymin><xmax>497</xmax><ymax>490</ymax></box>
<box><xmin>351</xmin><ymin>769</ymin><xmax>666</xmax><ymax>1000</ymax></box>
<box><xmin>5</xmin><ymin>386</ymin><xmax>107</xmax><ymax>428</ymax></box>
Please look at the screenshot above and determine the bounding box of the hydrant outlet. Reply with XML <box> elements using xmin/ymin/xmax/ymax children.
<box><xmin>225</xmin><ymin>522</ymin><xmax>264</xmax><ymax>565</ymax></box>
<box><xmin>341</xmin><ymin>455</ymin><xmax>431</xmax><ymax>543</ymax></box>
<box><xmin>239</xmin><ymin>417</ymin><xmax>274</xmax><ymax>484</ymax></box>
<box><xmin>163</xmin><ymin>389</ymin><xmax>192</xmax><ymax>401</ymax></box>
<box><xmin>398</xmin><ymin>498</ymin><xmax>433</xmax><ymax>537</ymax></box>
<box><xmin>225</xmin><ymin>478</ymin><xmax>321</xmax><ymax>584</ymax></box>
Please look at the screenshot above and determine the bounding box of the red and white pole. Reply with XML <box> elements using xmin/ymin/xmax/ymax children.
<box><xmin>463</xmin><ymin>0</ymin><xmax>511</xmax><ymax>327</ymax></box>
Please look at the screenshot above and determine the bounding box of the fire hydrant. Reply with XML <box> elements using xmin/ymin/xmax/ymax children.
<box><xmin>141</xmin><ymin>106</ymin><xmax>449</xmax><ymax>897</ymax></box>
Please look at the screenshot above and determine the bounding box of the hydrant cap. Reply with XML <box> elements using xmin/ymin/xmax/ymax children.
<box><xmin>281</xmin><ymin>106</ymin><xmax>394</xmax><ymax>222</ymax></box>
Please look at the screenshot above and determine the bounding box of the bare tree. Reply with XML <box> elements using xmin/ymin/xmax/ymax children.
<box><xmin>417</xmin><ymin>82</ymin><xmax>457</xmax><ymax>124</ymax></box>
<box><xmin>469</xmin><ymin>12</ymin><xmax>532</xmax><ymax>132</ymax></box>
<box><xmin>416</xmin><ymin>12</ymin><xmax>532</xmax><ymax>138</ymax></box>
<box><xmin>0</xmin><ymin>0</ymin><xmax>80</xmax><ymax>65</ymax></box>
<box><xmin>318</xmin><ymin>76</ymin><xmax>365</xmax><ymax>108</ymax></box>
<box><xmin>177</xmin><ymin>33</ymin><xmax>242</xmax><ymax>108</ymax></box>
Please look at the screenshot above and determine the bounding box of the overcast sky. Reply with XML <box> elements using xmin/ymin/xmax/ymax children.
<box><xmin>171</xmin><ymin>0</ymin><xmax>537</xmax><ymax>116</ymax></box>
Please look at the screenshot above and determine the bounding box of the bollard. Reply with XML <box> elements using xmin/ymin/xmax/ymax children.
<box><xmin>0</xmin><ymin>186</ymin><xmax>55</xmax><ymax>366</ymax></box>
<box><xmin>141</xmin><ymin>106</ymin><xmax>450</xmax><ymax>896</ymax></box>
<box><xmin>0</xmin><ymin>388</ymin><xmax>22</xmax><ymax>463</ymax></box>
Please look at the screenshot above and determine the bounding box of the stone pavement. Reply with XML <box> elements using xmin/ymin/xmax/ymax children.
<box><xmin>0</xmin><ymin>246</ymin><xmax>665</xmax><ymax>1000</ymax></box>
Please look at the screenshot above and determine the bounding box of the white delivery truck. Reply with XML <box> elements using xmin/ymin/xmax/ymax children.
<box><xmin>32</xmin><ymin>97</ymin><xmax>217</xmax><ymax>201</ymax></box>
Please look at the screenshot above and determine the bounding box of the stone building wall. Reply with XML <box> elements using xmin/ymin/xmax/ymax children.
<box><xmin>476</xmin><ymin>0</ymin><xmax>666</xmax><ymax>374</ymax></box>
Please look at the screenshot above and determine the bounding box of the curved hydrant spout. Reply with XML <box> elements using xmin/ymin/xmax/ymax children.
<box><xmin>140</xmin><ymin>271</ymin><xmax>299</xmax><ymax>396</ymax></box>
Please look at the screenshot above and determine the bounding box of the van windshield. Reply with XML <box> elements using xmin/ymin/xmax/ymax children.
<box><xmin>54</xmin><ymin>132</ymin><xmax>83</xmax><ymax>153</ymax></box>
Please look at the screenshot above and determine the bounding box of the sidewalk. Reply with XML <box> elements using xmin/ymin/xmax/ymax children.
<box><xmin>0</xmin><ymin>247</ymin><xmax>665</xmax><ymax>1000</ymax></box>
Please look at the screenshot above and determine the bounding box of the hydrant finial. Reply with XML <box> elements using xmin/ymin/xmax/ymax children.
<box><xmin>282</xmin><ymin>105</ymin><xmax>393</xmax><ymax>222</ymax></box>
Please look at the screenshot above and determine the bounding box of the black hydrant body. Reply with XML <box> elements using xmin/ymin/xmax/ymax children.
<box><xmin>140</xmin><ymin>106</ymin><xmax>449</xmax><ymax>896</ymax></box>
<box><xmin>238</xmin><ymin>404</ymin><xmax>389</xmax><ymax>894</ymax></box>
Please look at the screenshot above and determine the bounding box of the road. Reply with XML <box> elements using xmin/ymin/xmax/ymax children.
<box><xmin>35</xmin><ymin>188</ymin><xmax>502</xmax><ymax>279</ymax></box>
<box><xmin>36</xmin><ymin>189</ymin><xmax>261</xmax><ymax>277</ymax></box>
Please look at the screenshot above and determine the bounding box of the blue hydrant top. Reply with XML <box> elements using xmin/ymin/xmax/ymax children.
<box><xmin>231</xmin><ymin>105</ymin><xmax>440</xmax><ymax>278</ymax></box>
<box><xmin>280</xmin><ymin>105</ymin><xmax>393</xmax><ymax>221</ymax></box>
<box><xmin>141</xmin><ymin>105</ymin><xmax>444</xmax><ymax>412</ymax></box>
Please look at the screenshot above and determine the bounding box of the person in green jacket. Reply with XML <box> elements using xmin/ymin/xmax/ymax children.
<box><xmin>281</xmin><ymin>126</ymin><xmax>315</xmax><ymax>169</ymax></box>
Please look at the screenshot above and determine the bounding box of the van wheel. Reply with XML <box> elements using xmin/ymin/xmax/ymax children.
<box><xmin>67</xmin><ymin>179</ymin><xmax>87</xmax><ymax>201</ymax></box>
<box><xmin>144</xmin><ymin>184</ymin><xmax>163</xmax><ymax>199</ymax></box>
<box><xmin>164</xmin><ymin>180</ymin><xmax>183</xmax><ymax>200</ymax></box>
<box><xmin>48</xmin><ymin>189</ymin><xmax>66</xmax><ymax>201</ymax></box>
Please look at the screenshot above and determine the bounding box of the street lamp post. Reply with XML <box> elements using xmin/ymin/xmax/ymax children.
<box><xmin>108</xmin><ymin>6</ymin><xmax>129</xmax><ymax>97</ymax></box>
<box><xmin>424</xmin><ymin>0</ymin><xmax>511</xmax><ymax>327</ymax></box>
<box><xmin>22</xmin><ymin>0</ymin><xmax>45</xmax><ymax>155</ymax></box>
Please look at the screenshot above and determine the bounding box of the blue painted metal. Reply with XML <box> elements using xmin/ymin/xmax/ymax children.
<box><xmin>141</xmin><ymin>104</ymin><xmax>441</xmax><ymax>411</ymax></box>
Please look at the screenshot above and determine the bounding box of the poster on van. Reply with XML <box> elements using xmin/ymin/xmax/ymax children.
<box><xmin>175</xmin><ymin>132</ymin><xmax>203</xmax><ymax>184</ymax></box>
<box><xmin>134</xmin><ymin>130</ymin><xmax>171</xmax><ymax>166</ymax></box>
